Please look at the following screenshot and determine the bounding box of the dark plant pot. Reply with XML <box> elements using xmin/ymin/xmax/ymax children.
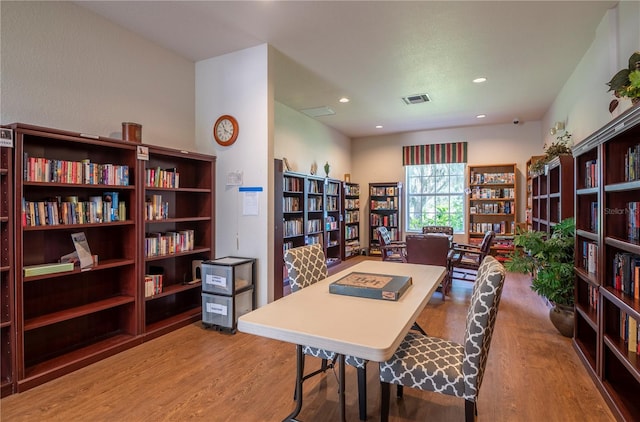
<box><xmin>549</xmin><ymin>304</ymin><xmax>574</xmax><ymax>337</ymax></box>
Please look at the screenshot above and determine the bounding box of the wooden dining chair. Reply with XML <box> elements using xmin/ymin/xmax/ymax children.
<box><xmin>376</xmin><ymin>226</ymin><xmax>407</xmax><ymax>262</ymax></box>
<box><xmin>446</xmin><ymin>230</ymin><xmax>495</xmax><ymax>293</ymax></box>
<box><xmin>379</xmin><ymin>255</ymin><xmax>506</xmax><ymax>422</ymax></box>
<box><xmin>284</xmin><ymin>243</ymin><xmax>369</xmax><ymax>420</ymax></box>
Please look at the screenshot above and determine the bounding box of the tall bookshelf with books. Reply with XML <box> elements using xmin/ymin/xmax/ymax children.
<box><xmin>324</xmin><ymin>178</ymin><xmax>342</xmax><ymax>267</ymax></box>
<box><xmin>467</xmin><ymin>164</ymin><xmax>517</xmax><ymax>259</ymax></box>
<box><xmin>141</xmin><ymin>145</ymin><xmax>215</xmax><ymax>339</ymax></box>
<box><xmin>342</xmin><ymin>182</ymin><xmax>360</xmax><ymax>260</ymax></box>
<box><xmin>530</xmin><ymin>154</ymin><xmax>574</xmax><ymax>233</ymax></box>
<box><xmin>572</xmin><ymin>105</ymin><xmax>640</xmax><ymax>422</ymax></box>
<box><xmin>525</xmin><ymin>155</ymin><xmax>545</xmax><ymax>231</ymax></box>
<box><xmin>369</xmin><ymin>182</ymin><xmax>402</xmax><ymax>255</ymax></box>
<box><xmin>11</xmin><ymin>123</ymin><xmax>139</xmax><ymax>393</ymax></box>
<box><xmin>1</xmin><ymin>143</ymin><xmax>14</xmax><ymax>397</ymax></box>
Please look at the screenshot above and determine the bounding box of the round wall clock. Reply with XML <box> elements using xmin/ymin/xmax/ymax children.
<box><xmin>213</xmin><ymin>115</ymin><xmax>239</xmax><ymax>146</ymax></box>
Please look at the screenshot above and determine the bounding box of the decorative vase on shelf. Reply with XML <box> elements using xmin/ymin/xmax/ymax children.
<box><xmin>324</xmin><ymin>161</ymin><xmax>330</xmax><ymax>177</ymax></box>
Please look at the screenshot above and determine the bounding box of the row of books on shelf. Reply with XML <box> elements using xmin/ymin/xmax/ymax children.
<box><xmin>22</xmin><ymin>192</ymin><xmax>125</xmax><ymax>226</ymax></box>
<box><xmin>344</xmin><ymin>185</ymin><xmax>360</xmax><ymax>195</ymax></box>
<box><xmin>144</xmin><ymin>229</ymin><xmax>195</xmax><ymax>257</ymax></box>
<box><xmin>344</xmin><ymin>199</ymin><xmax>360</xmax><ymax>209</ymax></box>
<box><xmin>370</xmin><ymin>186</ymin><xmax>397</xmax><ymax>196</ymax></box>
<box><xmin>581</xmin><ymin>241</ymin><xmax>598</xmax><ymax>275</ymax></box>
<box><xmin>470</xmin><ymin>201</ymin><xmax>514</xmax><ymax>214</ymax></box>
<box><xmin>326</xmin><ymin>196</ymin><xmax>339</xmax><ymax>211</ymax></box>
<box><xmin>145</xmin><ymin>194</ymin><xmax>169</xmax><ymax>220</ymax></box>
<box><xmin>306</xmin><ymin>234</ymin><xmax>322</xmax><ymax>245</ymax></box>
<box><xmin>586</xmin><ymin>284</ymin><xmax>598</xmax><ymax>311</ymax></box>
<box><xmin>325</xmin><ymin>216</ymin><xmax>339</xmax><ymax>230</ymax></box>
<box><xmin>308</xmin><ymin>197</ymin><xmax>323</xmax><ymax>211</ymax></box>
<box><xmin>283</xmin><ymin>176</ymin><xmax>303</xmax><ymax>192</ymax></box>
<box><xmin>628</xmin><ymin>201</ymin><xmax>640</xmax><ymax>241</ymax></box>
<box><xmin>345</xmin><ymin>210</ymin><xmax>359</xmax><ymax>223</ymax></box>
<box><xmin>308</xmin><ymin>180</ymin><xmax>322</xmax><ymax>194</ymax></box>
<box><xmin>144</xmin><ymin>274</ymin><xmax>163</xmax><ymax>298</ymax></box>
<box><xmin>376</xmin><ymin>227</ymin><xmax>400</xmax><ymax>241</ymax></box>
<box><xmin>283</xmin><ymin>197</ymin><xmax>301</xmax><ymax>212</ymax></box>
<box><xmin>23</xmin><ymin>154</ymin><xmax>130</xmax><ymax>186</ymax></box>
<box><xmin>345</xmin><ymin>225</ymin><xmax>359</xmax><ymax>239</ymax></box>
<box><xmin>469</xmin><ymin>222</ymin><xmax>514</xmax><ymax>235</ymax></box>
<box><xmin>326</xmin><ymin>183</ymin><xmax>339</xmax><ymax>195</ymax></box>
<box><xmin>145</xmin><ymin>167</ymin><xmax>179</xmax><ymax>189</ymax></box>
<box><xmin>470</xmin><ymin>188</ymin><xmax>515</xmax><ymax>200</ymax></box>
<box><xmin>345</xmin><ymin>240</ymin><xmax>360</xmax><ymax>257</ymax></box>
<box><xmin>612</xmin><ymin>252</ymin><xmax>640</xmax><ymax>299</ymax></box>
<box><xmin>469</xmin><ymin>172</ymin><xmax>514</xmax><ymax>185</ymax></box>
<box><xmin>624</xmin><ymin>143</ymin><xmax>640</xmax><ymax>182</ymax></box>
<box><xmin>371</xmin><ymin>198</ymin><xmax>397</xmax><ymax>210</ymax></box>
<box><xmin>370</xmin><ymin>213</ymin><xmax>397</xmax><ymax>227</ymax></box>
<box><xmin>584</xmin><ymin>159</ymin><xmax>598</xmax><ymax>188</ymax></box>
<box><xmin>307</xmin><ymin>219</ymin><xmax>322</xmax><ymax>233</ymax></box>
<box><xmin>620</xmin><ymin>311</ymin><xmax>640</xmax><ymax>355</ymax></box>
<box><xmin>284</xmin><ymin>218</ymin><xmax>303</xmax><ymax>237</ymax></box>
<box><xmin>589</xmin><ymin>202</ymin><xmax>598</xmax><ymax>232</ymax></box>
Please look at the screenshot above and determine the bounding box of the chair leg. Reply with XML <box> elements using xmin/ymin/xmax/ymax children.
<box><xmin>465</xmin><ymin>399</ymin><xmax>477</xmax><ymax>422</ymax></box>
<box><xmin>396</xmin><ymin>384</ymin><xmax>403</xmax><ymax>398</ymax></box>
<box><xmin>411</xmin><ymin>321</ymin><xmax>427</xmax><ymax>335</ymax></box>
<box><xmin>357</xmin><ymin>366</ymin><xmax>367</xmax><ymax>421</ymax></box>
<box><xmin>380</xmin><ymin>382</ymin><xmax>390</xmax><ymax>422</ymax></box>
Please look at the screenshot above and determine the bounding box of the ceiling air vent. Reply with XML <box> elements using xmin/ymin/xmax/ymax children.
<box><xmin>300</xmin><ymin>106</ymin><xmax>335</xmax><ymax>117</ymax></box>
<box><xmin>402</xmin><ymin>93</ymin><xmax>431</xmax><ymax>105</ymax></box>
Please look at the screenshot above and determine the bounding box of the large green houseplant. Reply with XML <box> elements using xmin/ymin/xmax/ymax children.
<box><xmin>505</xmin><ymin>217</ymin><xmax>575</xmax><ymax>336</ymax></box>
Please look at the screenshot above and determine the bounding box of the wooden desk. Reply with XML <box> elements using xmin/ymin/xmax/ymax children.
<box><xmin>238</xmin><ymin>260</ymin><xmax>445</xmax><ymax>421</ymax></box>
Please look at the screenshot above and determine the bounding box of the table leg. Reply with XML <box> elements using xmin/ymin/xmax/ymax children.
<box><xmin>338</xmin><ymin>354</ymin><xmax>346</xmax><ymax>422</ymax></box>
<box><xmin>283</xmin><ymin>345</ymin><xmax>304</xmax><ymax>422</ymax></box>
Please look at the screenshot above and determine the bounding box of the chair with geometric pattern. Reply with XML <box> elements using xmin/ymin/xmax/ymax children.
<box><xmin>376</xmin><ymin>226</ymin><xmax>407</xmax><ymax>262</ymax></box>
<box><xmin>378</xmin><ymin>255</ymin><xmax>506</xmax><ymax>422</ymax></box>
<box><xmin>446</xmin><ymin>230</ymin><xmax>495</xmax><ymax>292</ymax></box>
<box><xmin>284</xmin><ymin>243</ymin><xmax>369</xmax><ymax>420</ymax></box>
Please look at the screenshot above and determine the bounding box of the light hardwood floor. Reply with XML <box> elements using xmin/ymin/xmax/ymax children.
<box><xmin>1</xmin><ymin>257</ymin><xmax>614</xmax><ymax>421</ymax></box>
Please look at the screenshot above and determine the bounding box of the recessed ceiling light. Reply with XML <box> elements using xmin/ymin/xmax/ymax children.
<box><xmin>376</xmin><ymin>125</ymin><xmax>383</xmax><ymax>129</ymax></box>
<box><xmin>473</xmin><ymin>77</ymin><xmax>487</xmax><ymax>83</ymax></box>
<box><xmin>339</xmin><ymin>97</ymin><xmax>350</xmax><ymax>103</ymax></box>
<box><xmin>476</xmin><ymin>114</ymin><xmax>486</xmax><ymax>119</ymax></box>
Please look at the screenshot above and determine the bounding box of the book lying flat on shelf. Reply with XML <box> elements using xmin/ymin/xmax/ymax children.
<box><xmin>24</xmin><ymin>262</ymin><xmax>74</xmax><ymax>277</ymax></box>
<box><xmin>329</xmin><ymin>272</ymin><xmax>412</xmax><ymax>301</ymax></box>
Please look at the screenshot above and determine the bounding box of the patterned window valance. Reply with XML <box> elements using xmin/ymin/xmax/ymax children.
<box><xmin>402</xmin><ymin>142</ymin><xmax>467</xmax><ymax>165</ymax></box>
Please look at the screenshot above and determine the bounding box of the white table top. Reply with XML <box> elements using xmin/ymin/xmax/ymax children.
<box><xmin>238</xmin><ymin>261</ymin><xmax>445</xmax><ymax>362</ymax></box>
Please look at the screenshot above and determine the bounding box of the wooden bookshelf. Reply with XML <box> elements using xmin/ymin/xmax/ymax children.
<box><xmin>530</xmin><ymin>154</ymin><xmax>574</xmax><ymax>233</ymax></box>
<box><xmin>7</xmin><ymin>123</ymin><xmax>215</xmax><ymax>394</ymax></box>
<box><xmin>342</xmin><ymin>182</ymin><xmax>360</xmax><ymax>260</ymax></box>
<box><xmin>572</xmin><ymin>105</ymin><xmax>640</xmax><ymax>422</ymax></box>
<box><xmin>141</xmin><ymin>145</ymin><xmax>215</xmax><ymax>340</ymax></box>
<box><xmin>368</xmin><ymin>182</ymin><xmax>402</xmax><ymax>255</ymax></box>
<box><xmin>467</xmin><ymin>164</ymin><xmax>517</xmax><ymax>260</ymax></box>
<box><xmin>324</xmin><ymin>178</ymin><xmax>342</xmax><ymax>267</ymax></box>
<box><xmin>1</xmin><ymin>141</ymin><xmax>15</xmax><ymax>397</ymax></box>
<box><xmin>525</xmin><ymin>155</ymin><xmax>545</xmax><ymax>231</ymax></box>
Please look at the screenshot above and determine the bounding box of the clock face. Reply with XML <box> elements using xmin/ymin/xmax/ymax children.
<box><xmin>213</xmin><ymin>115</ymin><xmax>238</xmax><ymax>146</ymax></box>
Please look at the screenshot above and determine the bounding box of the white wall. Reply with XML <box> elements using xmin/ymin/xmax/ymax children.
<box><xmin>0</xmin><ymin>1</ymin><xmax>195</xmax><ymax>148</ymax></box>
<box><xmin>274</xmin><ymin>102</ymin><xmax>352</xmax><ymax>179</ymax></box>
<box><xmin>352</xmin><ymin>121</ymin><xmax>542</xmax><ymax>245</ymax></box>
<box><xmin>543</xmin><ymin>1</ymin><xmax>640</xmax><ymax>147</ymax></box>
<box><xmin>196</xmin><ymin>45</ymin><xmax>273</xmax><ymax>306</ymax></box>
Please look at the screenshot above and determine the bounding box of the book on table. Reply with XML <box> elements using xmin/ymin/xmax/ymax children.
<box><xmin>329</xmin><ymin>272</ymin><xmax>412</xmax><ymax>301</ymax></box>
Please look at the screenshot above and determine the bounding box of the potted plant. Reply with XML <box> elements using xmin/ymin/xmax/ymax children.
<box><xmin>607</xmin><ymin>51</ymin><xmax>640</xmax><ymax>113</ymax></box>
<box><xmin>505</xmin><ymin>217</ymin><xmax>575</xmax><ymax>337</ymax></box>
<box><xmin>529</xmin><ymin>132</ymin><xmax>573</xmax><ymax>176</ymax></box>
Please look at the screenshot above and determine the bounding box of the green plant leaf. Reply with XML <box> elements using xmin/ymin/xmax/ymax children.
<box><xmin>627</xmin><ymin>51</ymin><xmax>640</xmax><ymax>70</ymax></box>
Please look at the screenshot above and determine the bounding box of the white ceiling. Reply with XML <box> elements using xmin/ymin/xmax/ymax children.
<box><xmin>75</xmin><ymin>1</ymin><xmax>617</xmax><ymax>138</ymax></box>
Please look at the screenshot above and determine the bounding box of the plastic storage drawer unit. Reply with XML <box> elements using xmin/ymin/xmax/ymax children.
<box><xmin>202</xmin><ymin>257</ymin><xmax>254</xmax><ymax>295</ymax></box>
<box><xmin>202</xmin><ymin>290</ymin><xmax>253</xmax><ymax>332</ymax></box>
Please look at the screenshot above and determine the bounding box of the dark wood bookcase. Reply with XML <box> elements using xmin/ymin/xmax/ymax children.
<box><xmin>368</xmin><ymin>182</ymin><xmax>402</xmax><ymax>255</ymax></box>
<box><xmin>572</xmin><ymin>105</ymin><xmax>640</xmax><ymax>422</ymax></box>
<box><xmin>141</xmin><ymin>145</ymin><xmax>215</xmax><ymax>340</ymax></box>
<box><xmin>274</xmin><ymin>159</ymin><xmax>344</xmax><ymax>297</ymax></box>
<box><xmin>6</xmin><ymin>123</ymin><xmax>215</xmax><ymax>394</ymax></box>
<box><xmin>342</xmin><ymin>182</ymin><xmax>360</xmax><ymax>260</ymax></box>
<box><xmin>1</xmin><ymin>142</ymin><xmax>15</xmax><ymax>397</ymax></box>
<box><xmin>525</xmin><ymin>155</ymin><xmax>545</xmax><ymax>231</ymax></box>
<box><xmin>467</xmin><ymin>164</ymin><xmax>517</xmax><ymax>260</ymax></box>
<box><xmin>530</xmin><ymin>154</ymin><xmax>574</xmax><ymax>233</ymax></box>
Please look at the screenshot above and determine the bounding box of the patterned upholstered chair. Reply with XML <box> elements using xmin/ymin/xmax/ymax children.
<box><xmin>379</xmin><ymin>255</ymin><xmax>506</xmax><ymax>422</ymax></box>
<box><xmin>376</xmin><ymin>226</ymin><xmax>407</xmax><ymax>262</ymax></box>
<box><xmin>446</xmin><ymin>230</ymin><xmax>495</xmax><ymax>292</ymax></box>
<box><xmin>284</xmin><ymin>243</ymin><xmax>369</xmax><ymax>420</ymax></box>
